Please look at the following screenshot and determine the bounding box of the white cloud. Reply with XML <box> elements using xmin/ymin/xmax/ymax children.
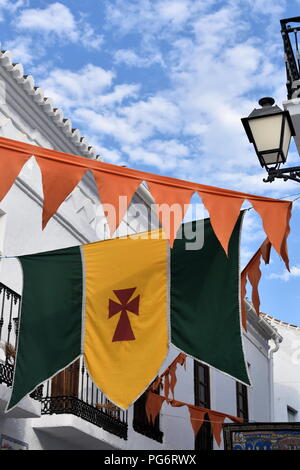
<box><xmin>268</xmin><ymin>266</ymin><xmax>300</xmax><ymax>282</ymax></box>
<box><xmin>155</xmin><ymin>0</ymin><xmax>192</xmax><ymax>26</ymax></box>
<box><xmin>72</xmin><ymin>95</ymin><xmax>181</xmax><ymax>146</ymax></box>
<box><xmin>243</xmin><ymin>0</ymin><xmax>286</xmax><ymax>16</ymax></box>
<box><xmin>74</xmin><ymin>109</ymin><xmax>144</xmax><ymax>145</ymax></box>
<box><xmin>105</xmin><ymin>0</ymin><xmax>211</xmax><ymax>36</ymax></box>
<box><xmin>122</xmin><ymin>138</ymin><xmax>190</xmax><ymax>171</ymax></box>
<box><xmin>114</xmin><ymin>49</ymin><xmax>164</xmax><ymax>68</ymax></box>
<box><xmin>3</xmin><ymin>36</ymin><xmax>34</xmax><ymax>64</ymax></box>
<box><xmin>0</xmin><ymin>0</ymin><xmax>27</xmax><ymax>10</ymax></box>
<box><xmin>97</xmin><ymin>84</ymin><xmax>140</xmax><ymax>107</ymax></box>
<box><xmin>16</xmin><ymin>2</ymin><xmax>103</xmax><ymax>50</ymax></box>
<box><xmin>17</xmin><ymin>3</ymin><xmax>77</xmax><ymax>37</ymax></box>
<box><xmin>40</xmin><ymin>64</ymin><xmax>115</xmax><ymax>110</ymax></box>
<box><xmin>0</xmin><ymin>0</ymin><xmax>26</xmax><ymax>21</ymax></box>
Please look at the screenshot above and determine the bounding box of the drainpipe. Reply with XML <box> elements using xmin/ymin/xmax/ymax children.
<box><xmin>268</xmin><ymin>334</ymin><xmax>282</xmax><ymax>422</ymax></box>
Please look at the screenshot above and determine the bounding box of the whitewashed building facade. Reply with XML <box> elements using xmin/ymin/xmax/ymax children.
<box><xmin>0</xmin><ymin>50</ymin><xmax>285</xmax><ymax>450</ymax></box>
<box><xmin>262</xmin><ymin>314</ymin><xmax>300</xmax><ymax>424</ymax></box>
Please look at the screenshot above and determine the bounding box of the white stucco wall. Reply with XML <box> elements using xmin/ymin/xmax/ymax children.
<box><xmin>269</xmin><ymin>321</ymin><xmax>300</xmax><ymax>422</ymax></box>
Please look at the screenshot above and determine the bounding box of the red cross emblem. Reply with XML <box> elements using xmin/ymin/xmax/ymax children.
<box><xmin>108</xmin><ymin>288</ymin><xmax>140</xmax><ymax>342</ymax></box>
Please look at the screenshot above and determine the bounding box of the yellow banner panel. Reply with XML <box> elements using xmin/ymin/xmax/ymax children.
<box><xmin>83</xmin><ymin>234</ymin><xmax>169</xmax><ymax>409</ymax></box>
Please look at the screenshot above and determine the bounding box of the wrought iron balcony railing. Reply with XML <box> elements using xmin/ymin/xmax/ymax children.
<box><xmin>0</xmin><ymin>282</ymin><xmax>127</xmax><ymax>440</ymax></box>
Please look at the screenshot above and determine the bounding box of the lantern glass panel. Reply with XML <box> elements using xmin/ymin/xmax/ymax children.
<box><xmin>261</xmin><ymin>151</ymin><xmax>282</xmax><ymax>165</ymax></box>
<box><xmin>248</xmin><ymin>114</ymin><xmax>283</xmax><ymax>151</ymax></box>
<box><xmin>282</xmin><ymin>116</ymin><xmax>292</xmax><ymax>160</ymax></box>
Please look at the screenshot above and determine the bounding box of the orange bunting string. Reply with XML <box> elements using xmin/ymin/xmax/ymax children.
<box><xmin>146</xmin><ymin>391</ymin><xmax>243</xmax><ymax>447</ymax></box>
<box><xmin>0</xmin><ymin>136</ymin><xmax>293</xmax><ymax>253</ymax></box>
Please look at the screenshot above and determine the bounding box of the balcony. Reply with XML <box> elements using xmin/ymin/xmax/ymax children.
<box><xmin>0</xmin><ymin>282</ymin><xmax>128</xmax><ymax>443</ymax></box>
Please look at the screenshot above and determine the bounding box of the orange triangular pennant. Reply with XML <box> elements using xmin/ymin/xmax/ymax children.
<box><xmin>36</xmin><ymin>157</ymin><xmax>88</xmax><ymax>229</ymax></box>
<box><xmin>164</xmin><ymin>372</ymin><xmax>170</xmax><ymax>399</ymax></box>
<box><xmin>0</xmin><ymin>149</ymin><xmax>31</xmax><ymax>201</ymax></box>
<box><xmin>148</xmin><ymin>181</ymin><xmax>194</xmax><ymax>247</ymax></box>
<box><xmin>145</xmin><ymin>392</ymin><xmax>165</xmax><ymax>425</ymax></box>
<box><xmin>93</xmin><ymin>170</ymin><xmax>142</xmax><ymax>236</ymax></box>
<box><xmin>247</xmin><ymin>252</ymin><xmax>262</xmax><ymax>317</ymax></box>
<box><xmin>250</xmin><ymin>199</ymin><xmax>292</xmax><ymax>270</ymax></box>
<box><xmin>280</xmin><ymin>202</ymin><xmax>292</xmax><ymax>271</ymax></box>
<box><xmin>207</xmin><ymin>411</ymin><xmax>226</xmax><ymax>447</ymax></box>
<box><xmin>241</xmin><ymin>238</ymin><xmax>272</xmax><ymax>323</ymax></box>
<box><xmin>188</xmin><ymin>406</ymin><xmax>206</xmax><ymax>436</ymax></box>
<box><xmin>199</xmin><ymin>192</ymin><xmax>244</xmax><ymax>255</ymax></box>
<box><xmin>169</xmin><ymin>364</ymin><xmax>178</xmax><ymax>399</ymax></box>
<box><xmin>168</xmin><ymin>353</ymin><xmax>187</xmax><ymax>397</ymax></box>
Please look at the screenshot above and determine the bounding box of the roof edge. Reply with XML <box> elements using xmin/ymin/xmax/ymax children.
<box><xmin>0</xmin><ymin>50</ymin><xmax>101</xmax><ymax>161</ymax></box>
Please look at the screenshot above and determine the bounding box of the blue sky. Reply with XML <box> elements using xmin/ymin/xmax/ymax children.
<box><xmin>1</xmin><ymin>0</ymin><xmax>300</xmax><ymax>324</ymax></box>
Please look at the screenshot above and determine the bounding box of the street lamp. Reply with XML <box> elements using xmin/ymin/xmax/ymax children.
<box><xmin>241</xmin><ymin>97</ymin><xmax>299</xmax><ymax>183</ymax></box>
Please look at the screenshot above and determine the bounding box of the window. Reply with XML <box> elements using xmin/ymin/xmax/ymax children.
<box><xmin>287</xmin><ymin>406</ymin><xmax>298</xmax><ymax>422</ymax></box>
<box><xmin>194</xmin><ymin>361</ymin><xmax>212</xmax><ymax>450</ymax></box>
<box><xmin>236</xmin><ymin>382</ymin><xmax>249</xmax><ymax>421</ymax></box>
<box><xmin>133</xmin><ymin>386</ymin><xmax>163</xmax><ymax>442</ymax></box>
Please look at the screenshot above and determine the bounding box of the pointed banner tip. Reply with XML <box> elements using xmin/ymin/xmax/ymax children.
<box><xmin>199</xmin><ymin>191</ymin><xmax>244</xmax><ymax>255</ymax></box>
<box><xmin>147</xmin><ymin>181</ymin><xmax>194</xmax><ymax>249</ymax></box>
<box><xmin>93</xmin><ymin>169</ymin><xmax>142</xmax><ymax>237</ymax></box>
<box><xmin>37</xmin><ymin>156</ymin><xmax>88</xmax><ymax>229</ymax></box>
<box><xmin>42</xmin><ymin>212</ymin><xmax>50</xmax><ymax>231</ymax></box>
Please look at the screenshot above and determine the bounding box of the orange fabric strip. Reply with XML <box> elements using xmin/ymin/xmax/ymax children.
<box><xmin>93</xmin><ymin>170</ymin><xmax>142</xmax><ymax>236</ymax></box>
<box><xmin>36</xmin><ymin>157</ymin><xmax>88</xmax><ymax>229</ymax></box>
<box><xmin>150</xmin><ymin>353</ymin><xmax>187</xmax><ymax>399</ymax></box>
<box><xmin>0</xmin><ymin>149</ymin><xmax>31</xmax><ymax>201</ymax></box>
<box><xmin>145</xmin><ymin>392</ymin><xmax>165</xmax><ymax>425</ymax></box>
<box><xmin>164</xmin><ymin>373</ymin><xmax>170</xmax><ymax>399</ymax></box>
<box><xmin>199</xmin><ymin>192</ymin><xmax>244</xmax><ymax>255</ymax></box>
<box><xmin>148</xmin><ymin>182</ymin><xmax>194</xmax><ymax>247</ymax></box>
<box><xmin>241</xmin><ymin>238</ymin><xmax>272</xmax><ymax>321</ymax></box>
<box><xmin>280</xmin><ymin>202</ymin><xmax>292</xmax><ymax>271</ymax></box>
<box><xmin>260</xmin><ymin>238</ymin><xmax>272</xmax><ymax>265</ymax></box>
<box><xmin>247</xmin><ymin>254</ymin><xmax>262</xmax><ymax>317</ymax></box>
<box><xmin>0</xmin><ymin>136</ymin><xmax>293</xmax><ymax>254</ymax></box>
